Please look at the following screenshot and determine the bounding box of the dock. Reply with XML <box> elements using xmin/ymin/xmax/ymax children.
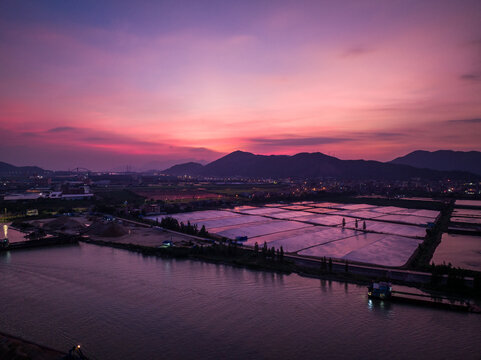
<box><xmin>377</xmin><ymin>290</ymin><xmax>481</xmax><ymax>313</ymax></box>
<box><xmin>0</xmin><ymin>236</ymin><xmax>79</xmax><ymax>251</ymax></box>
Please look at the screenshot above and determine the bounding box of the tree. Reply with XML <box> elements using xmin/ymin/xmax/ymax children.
<box><xmin>328</xmin><ymin>258</ymin><xmax>333</xmax><ymax>273</ymax></box>
<box><xmin>430</xmin><ymin>264</ymin><xmax>441</xmax><ymax>285</ymax></box>
<box><xmin>280</xmin><ymin>246</ymin><xmax>284</xmax><ymax>262</ymax></box>
<box><xmin>344</xmin><ymin>260</ymin><xmax>349</xmax><ymax>273</ymax></box>
<box><xmin>160</xmin><ymin>217</ymin><xmax>180</xmax><ymax>231</ymax></box>
<box><xmin>474</xmin><ymin>274</ymin><xmax>481</xmax><ymax>294</ymax></box>
<box><xmin>254</xmin><ymin>242</ymin><xmax>259</xmax><ymax>255</ymax></box>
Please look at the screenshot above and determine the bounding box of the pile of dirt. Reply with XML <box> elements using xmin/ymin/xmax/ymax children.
<box><xmin>43</xmin><ymin>217</ymin><xmax>85</xmax><ymax>233</ymax></box>
<box><xmin>9</xmin><ymin>220</ymin><xmax>34</xmax><ymax>231</ymax></box>
<box><xmin>30</xmin><ymin>220</ymin><xmax>43</xmax><ymax>228</ymax></box>
<box><xmin>87</xmin><ymin>221</ymin><xmax>128</xmax><ymax>237</ymax></box>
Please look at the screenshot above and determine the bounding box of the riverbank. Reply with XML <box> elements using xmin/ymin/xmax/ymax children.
<box><xmin>82</xmin><ymin>235</ymin><xmax>481</xmax><ymax>304</ymax></box>
<box><xmin>1</xmin><ymin>236</ymin><xmax>80</xmax><ymax>252</ymax></box>
<box><xmin>2</xmin><ymin>241</ymin><xmax>480</xmax><ymax>360</ymax></box>
<box><xmin>0</xmin><ymin>331</ymin><xmax>65</xmax><ymax>360</ymax></box>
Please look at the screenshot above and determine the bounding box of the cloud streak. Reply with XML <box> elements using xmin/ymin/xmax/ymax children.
<box><xmin>447</xmin><ymin>118</ymin><xmax>481</xmax><ymax>124</ymax></box>
<box><xmin>460</xmin><ymin>73</ymin><xmax>481</xmax><ymax>82</ymax></box>
<box><xmin>249</xmin><ymin>136</ymin><xmax>354</xmax><ymax>147</ymax></box>
<box><xmin>0</xmin><ymin>126</ymin><xmax>222</xmax><ymax>170</ymax></box>
<box><xmin>341</xmin><ymin>46</ymin><xmax>373</xmax><ymax>58</ymax></box>
<box><xmin>1</xmin><ymin>0</ymin><xmax>481</xmax><ymax>166</ymax></box>
<box><xmin>47</xmin><ymin>126</ymin><xmax>78</xmax><ymax>133</ymax></box>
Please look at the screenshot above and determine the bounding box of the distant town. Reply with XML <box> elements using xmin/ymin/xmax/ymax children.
<box><xmin>2</xmin><ymin>0</ymin><xmax>481</xmax><ymax>358</ymax></box>
<box><xmin>1</xmin><ymin>149</ymin><xmax>481</xmax><ymax>220</ymax></box>
<box><xmin>1</xmin><ymin>152</ymin><xmax>480</xmax><ymax>287</ymax></box>
<box><xmin>2</xmin><ymin>153</ymin><xmax>481</xmax><ymax>358</ymax></box>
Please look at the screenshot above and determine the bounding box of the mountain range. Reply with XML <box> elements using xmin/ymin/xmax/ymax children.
<box><xmin>390</xmin><ymin>150</ymin><xmax>481</xmax><ymax>176</ymax></box>
<box><xmin>162</xmin><ymin>150</ymin><xmax>480</xmax><ymax>180</ymax></box>
<box><xmin>0</xmin><ymin>161</ymin><xmax>46</xmax><ymax>176</ymax></box>
<box><xmin>2</xmin><ymin>149</ymin><xmax>479</xmax><ymax>180</ymax></box>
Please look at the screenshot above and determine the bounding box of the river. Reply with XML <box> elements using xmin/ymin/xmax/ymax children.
<box><xmin>0</xmin><ymin>243</ymin><xmax>480</xmax><ymax>359</ymax></box>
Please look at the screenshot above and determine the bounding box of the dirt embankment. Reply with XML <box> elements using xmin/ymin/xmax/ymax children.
<box><xmin>0</xmin><ymin>331</ymin><xmax>65</xmax><ymax>360</ymax></box>
<box><xmin>87</xmin><ymin>221</ymin><xmax>128</xmax><ymax>237</ymax></box>
<box><xmin>42</xmin><ymin>217</ymin><xmax>86</xmax><ymax>234</ymax></box>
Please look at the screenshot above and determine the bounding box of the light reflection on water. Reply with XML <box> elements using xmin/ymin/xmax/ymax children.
<box><xmin>1</xmin><ymin>250</ymin><xmax>11</xmax><ymax>263</ymax></box>
<box><xmin>0</xmin><ymin>243</ymin><xmax>480</xmax><ymax>360</ymax></box>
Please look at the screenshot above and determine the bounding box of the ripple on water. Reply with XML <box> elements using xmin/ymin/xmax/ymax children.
<box><xmin>0</xmin><ymin>243</ymin><xmax>480</xmax><ymax>360</ymax></box>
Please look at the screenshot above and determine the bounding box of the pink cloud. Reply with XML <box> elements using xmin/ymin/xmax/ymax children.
<box><xmin>1</xmin><ymin>1</ymin><xmax>480</xmax><ymax>169</ymax></box>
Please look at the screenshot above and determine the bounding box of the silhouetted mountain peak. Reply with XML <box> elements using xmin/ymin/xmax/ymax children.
<box><xmin>391</xmin><ymin>150</ymin><xmax>481</xmax><ymax>175</ymax></box>
<box><xmin>161</xmin><ymin>162</ymin><xmax>204</xmax><ymax>176</ymax></box>
<box><xmin>160</xmin><ymin>150</ymin><xmax>479</xmax><ymax>180</ymax></box>
<box><xmin>222</xmin><ymin>150</ymin><xmax>256</xmax><ymax>159</ymax></box>
<box><xmin>0</xmin><ymin>161</ymin><xmax>46</xmax><ymax>176</ymax></box>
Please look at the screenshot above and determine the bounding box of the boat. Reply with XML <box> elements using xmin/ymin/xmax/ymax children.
<box><xmin>367</xmin><ymin>281</ymin><xmax>392</xmax><ymax>299</ymax></box>
<box><xmin>367</xmin><ymin>282</ymin><xmax>481</xmax><ymax>313</ymax></box>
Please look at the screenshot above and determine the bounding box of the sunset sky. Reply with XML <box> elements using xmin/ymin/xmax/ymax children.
<box><xmin>1</xmin><ymin>0</ymin><xmax>480</xmax><ymax>171</ymax></box>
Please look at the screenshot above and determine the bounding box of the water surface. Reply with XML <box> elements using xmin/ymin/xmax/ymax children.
<box><xmin>432</xmin><ymin>233</ymin><xmax>481</xmax><ymax>271</ymax></box>
<box><xmin>1</xmin><ymin>243</ymin><xmax>480</xmax><ymax>360</ymax></box>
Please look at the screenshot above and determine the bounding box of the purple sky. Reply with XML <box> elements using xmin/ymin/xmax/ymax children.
<box><xmin>1</xmin><ymin>0</ymin><xmax>480</xmax><ymax>170</ymax></box>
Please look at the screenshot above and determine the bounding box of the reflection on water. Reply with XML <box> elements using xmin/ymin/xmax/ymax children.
<box><xmin>0</xmin><ymin>250</ymin><xmax>11</xmax><ymax>263</ymax></box>
<box><xmin>0</xmin><ymin>243</ymin><xmax>480</xmax><ymax>360</ymax></box>
<box><xmin>2</xmin><ymin>225</ymin><xmax>27</xmax><ymax>244</ymax></box>
<box><xmin>367</xmin><ymin>298</ymin><xmax>393</xmax><ymax>314</ymax></box>
<box><xmin>432</xmin><ymin>233</ymin><xmax>481</xmax><ymax>272</ymax></box>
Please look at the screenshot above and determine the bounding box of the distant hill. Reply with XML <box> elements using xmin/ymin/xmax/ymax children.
<box><xmin>162</xmin><ymin>150</ymin><xmax>477</xmax><ymax>180</ymax></box>
<box><xmin>390</xmin><ymin>150</ymin><xmax>481</xmax><ymax>175</ymax></box>
<box><xmin>162</xmin><ymin>162</ymin><xmax>204</xmax><ymax>176</ymax></box>
<box><xmin>0</xmin><ymin>161</ymin><xmax>46</xmax><ymax>176</ymax></box>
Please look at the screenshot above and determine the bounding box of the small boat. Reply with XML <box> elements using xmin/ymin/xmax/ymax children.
<box><xmin>367</xmin><ymin>281</ymin><xmax>392</xmax><ymax>299</ymax></box>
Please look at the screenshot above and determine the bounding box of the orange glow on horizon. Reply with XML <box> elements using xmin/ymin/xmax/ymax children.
<box><xmin>1</xmin><ymin>0</ymin><xmax>480</xmax><ymax>170</ymax></box>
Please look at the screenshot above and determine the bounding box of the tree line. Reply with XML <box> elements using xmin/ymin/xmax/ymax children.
<box><xmin>159</xmin><ymin>216</ymin><xmax>208</xmax><ymax>237</ymax></box>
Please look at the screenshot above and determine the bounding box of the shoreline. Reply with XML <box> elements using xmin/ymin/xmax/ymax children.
<box><xmin>1</xmin><ymin>231</ymin><xmax>479</xmax><ymax>359</ymax></box>
<box><xmin>80</xmin><ymin>236</ymin><xmax>480</xmax><ymax>304</ymax></box>
<box><xmin>0</xmin><ymin>330</ymin><xmax>65</xmax><ymax>360</ymax></box>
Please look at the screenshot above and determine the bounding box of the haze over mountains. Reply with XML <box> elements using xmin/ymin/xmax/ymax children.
<box><xmin>162</xmin><ymin>150</ymin><xmax>480</xmax><ymax>180</ymax></box>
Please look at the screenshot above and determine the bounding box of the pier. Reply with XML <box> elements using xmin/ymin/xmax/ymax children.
<box><xmin>0</xmin><ymin>236</ymin><xmax>79</xmax><ymax>251</ymax></box>
<box><xmin>370</xmin><ymin>290</ymin><xmax>481</xmax><ymax>313</ymax></box>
